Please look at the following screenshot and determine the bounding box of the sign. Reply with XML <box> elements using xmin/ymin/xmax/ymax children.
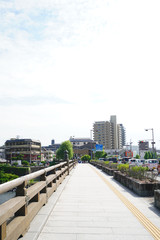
<box><xmin>96</xmin><ymin>144</ymin><xmax>103</xmax><ymax>151</ymax></box>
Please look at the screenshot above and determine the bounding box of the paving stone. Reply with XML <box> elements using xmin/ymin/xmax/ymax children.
<box><xmin>21</xmin><ymin>164</ymin><xmax>159</xmax><ymax>240</ymax></box>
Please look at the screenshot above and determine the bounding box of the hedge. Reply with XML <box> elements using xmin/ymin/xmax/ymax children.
<box><xmin>0</xmin><ymin>164</ymin><xmax>30</xmax><ymax>176</ymax></box>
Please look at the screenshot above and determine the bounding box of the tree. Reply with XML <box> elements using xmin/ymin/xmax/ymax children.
<box><xmin>144</xmin><ymin>152</ymin><xmax>149</xmax><ymax>159</ymax></box>
<box><xmin>135</xmin><ymin>154</ymin><xmax>140</xmax><ymax>159</ymax></box>
<box><xmin>148</xmin><ymin>151</ymin><xmax>152</xmax><ymax>159</ymax></box>
<box><xmin>95</xmin><ymin>151</ymin><xmax>107</xmax><ymax>159</ymax></box>
<box><xmin>153</xmin><ymin>152</ymin><xmax>157</xmax><ymax>159</ymax></box>
<box><xmin>81</xmin><ymin>155</ymin><xmax>91</xmax><ymax>162</ymax></box>
<box><xmin>144</xmin><ymin>151</ymin><xmax>157</xmax><ymax>159</ymax></box>
<box><xmin>56</xmin><ymin>141</ymin><xmax>73</xmax><ymax>160</ymax></box>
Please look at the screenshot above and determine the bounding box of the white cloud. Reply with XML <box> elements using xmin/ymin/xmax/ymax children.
<box><xmin>0</xmin><ymin>0</ymin><xmax>160</xmax><ymax>148</ymax></box>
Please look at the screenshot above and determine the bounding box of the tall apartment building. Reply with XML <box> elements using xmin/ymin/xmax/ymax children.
<box><xmin>93</xmin><ymin>115</ymin><xmax>126</xmax><ymax>150</ymax></box>
<box><xmin>110</xmin><ymin>115</ymin><xmax>118</xmax><ymax>149</ymax></box>
<box><xmin>93</xmin><ymin>121</ymin><xmax>111</xmax><ymax>149</ymax></box>
<box><xmin>117</xmin><ymin>124</ymin><xmax>126</xmax><ymax>149</ymax></box>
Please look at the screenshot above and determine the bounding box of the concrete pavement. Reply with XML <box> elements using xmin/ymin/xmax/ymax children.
<box><xmin>21</xmin><ymin>164</ymin><xmax>160</xmax><ymax>240</ymax></box>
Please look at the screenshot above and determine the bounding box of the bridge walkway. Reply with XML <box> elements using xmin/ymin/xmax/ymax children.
<box><xmin>21</xmin><ymin>164</ymin><xmax>160</xmax><ymax>240</ymax></box>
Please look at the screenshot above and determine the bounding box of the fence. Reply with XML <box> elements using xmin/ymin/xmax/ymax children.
<box><xmin>0</xmin><ymin>160</ymin><xmax>76</xmax><ymax>240</ymax></box>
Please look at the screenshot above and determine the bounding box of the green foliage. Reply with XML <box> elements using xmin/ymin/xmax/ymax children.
<box><xmin>27</xmin><ymin>179</ymin><xmax>38</xmax><ymax>187</ymax></box>
<box><xmin>104</xmin><ymin>161</ymin><xmax>109</xmax><ymax>165</ymax></box>
<box><xmin>144</xmin><ymin>151</ymin><xmax>157</xmax><ymax>159</ymax></box>
<box><xmin>0</xmin><ymin>170</ymin><xmax>19</xmax><ymax>184</ymax></box>
<box><xmin>144</xmin><ymin>152</ymin><xmax>149</xmax><ymax>159</ymax></box>
<box><xmin>0</xmin><ymin>165</ymin><xmax>30</xmax><ymax>176</ymax></box>
<box><xmin>95</xmin><ymin>151</ymin><xmax>107</xmax><ymax>159</ymax></box>
<box><xmin>56</xmin><ymin>141</ymin><xmax>73</xmax><ymax>160</ymax></box>
<box><xmin>22</xmin><ymin>160</ymin><xmax>30</xmax><ymax>166</ymax></box>
<box><xmin>12</xmin><ymin>162</ymin><xmax>18</xmax><ymax>167</ymax></box>
<box><xmin>17</xmin><ymin>154</ymin><xmax>24</xmax><ymax>160</ymax></box>
<box><xmin>103</xmin><ymin>152</ymin><xmax>107</xmax><ymax>158</ymax></box>
<box><xmin>110</xmin><ymin>163</ymin><xmax>118</xmax><ymax>169</ymax></box>
<box><xmin>135</xmin><ymin>154</ymin><xmax>140</xmax><ymax>159</ymax></box>
<box><xmin>117</xmin><ymin>164</ymin><xmax>129</xmax><ymax>173</ymax></box>
<box><xmin>128</xmin><ymin>166</ymin><xmax>148</xmax><ymax>180</ymax></box>
<box><xmin>117</xmin><ymin>164</ymin><xmax>148</xmax><ymax>180</ymax></box>
<box><xmin>153</xmin><ymin>152</ymin><xmax>157</xmax><ymax>159</ymax></box>
<box><xmin>41</xmin><ymin>161</ymin><xmax>46</xmax><ymax>166</ymax></box>
<box><xmin>81</xmin><ymin>155</ymin><xmax>91</xmax><ymax>162</ymax></box>
<box><xmin>30</xmin><ymin>163</ymin><xmax>36</xmax><ymax>166</ymax></box>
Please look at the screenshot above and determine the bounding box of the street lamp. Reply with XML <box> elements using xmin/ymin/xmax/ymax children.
<box><xmin>145</xmin><ymin>128</ymin><xmax>155</xmax><ymax>152</ymax></box>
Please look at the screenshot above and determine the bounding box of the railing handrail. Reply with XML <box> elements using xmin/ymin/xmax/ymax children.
<box><xmin>0</xmin><ymin>159</ymin><xmax>77</xmax><ymax>240</ymax></box>
<box><xmin>0</xmin><ymin>161</ymin><xmax>69</xmax><ymax>194</ymax></box>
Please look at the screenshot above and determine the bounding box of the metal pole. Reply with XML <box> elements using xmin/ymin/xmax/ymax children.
<box><xmin>145</xmin><ymin>128</ymin><xmax>155</xmax><ymax>153</ymax></box>
<box><xmin>151</xmin><ymin>128</ymin><xmax>155</xmax><ymax>153</ymax></box>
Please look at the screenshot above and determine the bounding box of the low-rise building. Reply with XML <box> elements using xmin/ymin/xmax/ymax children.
<box><xmin>5</xmin><ymin>138</ymin><xmax>41</xmax><ymax>163</ymax></box>
<box><xmin>69</xmin><ymin>137</ymin><xmax>97</xmax><ymax>159</ymax></box>
<box><xmin>69</xmin><ymin>137</ymin><xmax>94</xmax><ymax>146</ymax></box>
<box><xmin>41</xmin><ymin>148</ymin><xmax>54</xmax><ymax>162</ymax></box>
<box><xmin>0</xmin><ymin>146</ymin><xmax>5</xmax><ymax>159</ymax></box>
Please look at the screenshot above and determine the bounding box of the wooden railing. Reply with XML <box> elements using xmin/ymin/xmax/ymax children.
<box><xmin>0</xmin><ymin>160</ymin><xmax>76</xmax><ymax>240</ymax></box>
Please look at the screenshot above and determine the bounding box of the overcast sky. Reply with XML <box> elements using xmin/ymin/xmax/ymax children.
<box><xmin>0</xmin><ymin>0</ymin><xmax>160</xmax><ymax>149</ymax></box>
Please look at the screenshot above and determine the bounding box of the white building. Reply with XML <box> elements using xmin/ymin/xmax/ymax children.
<box><xmin>41</xmin><ymin>148</ymin><xmax>54</xmax><ymax>162</ymax></box>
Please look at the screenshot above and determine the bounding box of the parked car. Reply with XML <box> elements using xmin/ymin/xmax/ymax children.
<box><xmin>128</xmin><ymin>159</ymin><xmax>136</xmax><ymax>165</ymax></box>
<box><xmin>144</xmin><ymin>159</ymin><xmax>158</xmax><ymax>170</ymax></box>
<box><xmin>135</xmin><ymin>159</ymin><xmax>145</xmax><ymax>166</ymax></box>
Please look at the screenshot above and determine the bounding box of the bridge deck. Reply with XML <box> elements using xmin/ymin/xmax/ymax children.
<box><xmin>21</xmin><ymin>164</ymin><xmax>160</xmax><ymax>240</ymax></box>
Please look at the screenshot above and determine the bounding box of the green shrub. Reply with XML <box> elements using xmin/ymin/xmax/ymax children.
<box><xmin>22</xmin><ymin>160</ymin><xmax>30</xmax><ymax>166</ymax></box>
<box><xmin>12</xmin><ymin>162</ymin><xmax>18</xmax><ymax>167</ymax></box>
<box><xmin>0</xmin><ymin>165</ymin><xmax>30</xmax><ymax>176</ymax></box>
<box><xmin>128</xmin><ymin>166</ymin><xmax>148</xmax><ymax>180</ymax></box>
<box><xmin>30</xmin><ymin>163</ymin><xmax>36</xmax><ymax>166</ymax></box>
<box><xmin>117</xmin><ymin>164</ymin><xmax>129</xmax><ymax>173</ymax></box>
<box><xmin>110</xmin><ymin>163</ymin><xmax>118</xmax><ymax>169</ymax></box>
<box><xmin>0</xmin><ymin>170</ymin><xmax>19</xmax><ymax>184</ymax></box>
<box><xmin>104</xmin><ymin>161</ymin><xmax>109</xmax><ymax>165</ymax></box>
<box><xmin>81</xmin><ymin>155</ymin><xmax>91</xmax><ymax>162</ymax></box>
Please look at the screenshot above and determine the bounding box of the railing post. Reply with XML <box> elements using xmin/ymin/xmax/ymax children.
<box><xmin>40</xmin><ymin>172</ymin><xmax>47</xmax><ymax>193</ymax></box>
<box><xmin>52</xmin><ymin>168</ymin><xmax>57</xmax><ymax>187</ymax></box>
<box><xmin>15</xmin><ymin>180</ymin><xmax>27</xmax><ymax>216</ymax></box>
<box><xmin>64</xmin><ymin>150</ymin><xmax>69</xmax><ymax>175</ymax></box>
<box><xmin>0</xmin><ymin>222</ymin><xmax>6</xmax><ymax>240</ymax></box>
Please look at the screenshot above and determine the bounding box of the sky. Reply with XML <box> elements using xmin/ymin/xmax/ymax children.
<box><xmin>0</xmin><ymin>0</ymin><xmax>160</xmax><ymax>149</ymax></box>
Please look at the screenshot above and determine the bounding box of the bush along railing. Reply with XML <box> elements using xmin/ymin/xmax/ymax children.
<box><xmin>90</xmin><ymin>160</ymin><xmax>118</xmax><ymax>176</ymax></box>
<box><xmin>91</xmin><ymin>161</ymin><xmax>160</xmax><ymax>198</ymax></box>
<box><xmin>117</xmin><ymin>164</ymin><xmax>158</xmax><ymax>182</ymax></box>
<box><xmin>114</xmin><ymin>164</ymin><xmax>160</xmax><ymax>197</ymax></box>
<box><xmin>0</xmin><ymin>160</ymin><xmax>76</xmax><ymax>240</ymax></box>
